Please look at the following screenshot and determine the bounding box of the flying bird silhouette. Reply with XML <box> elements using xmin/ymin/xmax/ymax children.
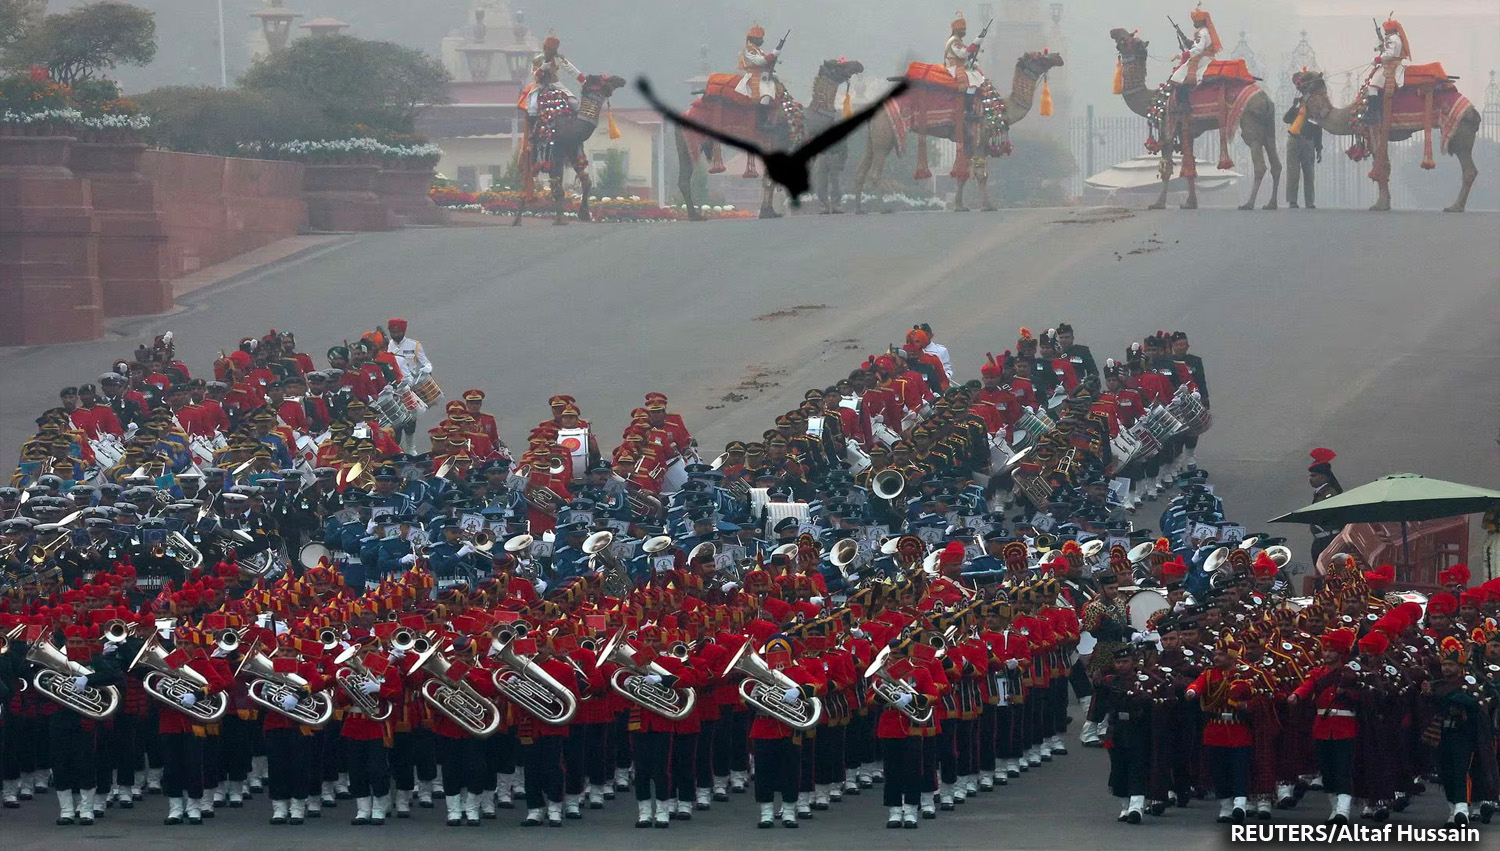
<box><xmin>637</xmin><ymin>77</ymin><xmax>910</xmax><ymax>207</ymax></box>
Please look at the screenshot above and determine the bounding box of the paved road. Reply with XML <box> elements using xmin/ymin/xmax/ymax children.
<box><xmin>0</xmin><ymin>737</ymin><xmax>1467</xmax><ymax>851</ymax></box>
<box><xmin>3</xmin><ymin>208</ymin><xmax>1497</xmax><ymax>557</ymax></box>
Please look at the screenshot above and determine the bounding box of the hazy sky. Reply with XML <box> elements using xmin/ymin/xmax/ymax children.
<box><xmin>54</xmin><ymin>0</ymin><xmax>1499</xmax><ymax>117</ymax></box>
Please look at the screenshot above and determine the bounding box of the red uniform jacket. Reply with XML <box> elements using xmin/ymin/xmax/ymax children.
<box><xmin>872</xmin><ymin>658</ymin><xmax>939</xmax><ymax>739</ymax></box>
<box><xmin>337</xmin><ymin>655</ymin><xmax>404</xmax><ymax>741</ymax></box>
<box><xmin>749</xmin><ymin>661</ymin><xmax>823</xmax><ymax>740</ymax></box>
<box><xmin>1186</xmin><ymin>666</ymin><xmax>1255</xmax><ymax>747</ymax></box>
<box><xmin>1291</xmin><ymin>664</ymin><xmax>1360</xmax><ymax>740</ymax></box>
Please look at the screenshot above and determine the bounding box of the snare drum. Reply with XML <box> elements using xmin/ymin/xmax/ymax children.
<box><xmin>1167</xmin><ymin>386</ymin><xmax>1212</xmax><ymax>435</ymax></box>
<box><xmin>397</xmin><ymin>384</ymin><xmax>425</xmax><ymax>414</ymax></box>
<box><xmin>1016</xmin><ymin>409</ymin><xmax>1055</xmax><ymax>442</ymax></box>
<box><xmin>409</xmin><ymin>374</ymin><xmax>443</xmax><ymax>406</ymax></box>
<box><xmin>372</xmin><ymin>386</ymin><xmax>413</xmax><ymax>428</ymax></box>
<box><xmin>871</xmin><ymin>420</ymin><xmax>901</xmax><ymax>447</ymax></box>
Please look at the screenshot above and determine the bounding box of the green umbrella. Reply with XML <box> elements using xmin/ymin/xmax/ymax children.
<box><xmin>1270</xmin><ymin>473</ymin><xmax>1500</xmax><ymax>567</ymax></box>
<box><xmin>1269</xmin><ymin>473</ymin><xmax>1500</xmax><ymax>526</ymax></box>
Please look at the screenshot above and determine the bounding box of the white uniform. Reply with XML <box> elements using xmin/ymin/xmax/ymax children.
<box><xmin>924</xmin><ymin>341</ymin><xmax>953</xmax><ymax>380</ymax></box>
<box><xmin>525</xmin><ymin>52</ymin><xmax>583</xmax><ymax>115</ymax></box>
<box><xmin>1168</xmin><ymin>26</ymin><xmax>1215</xmax><ymax>86</ymax></box>
<box><xmin>944</xmin><ymin>35</ymin><xmax>986</xmax><ymax>92</ymax></box>
<box><xmin>733</xmin><ymin>44</ymin><xmax>778</xmax><ymax>103</ymax></box>
<box><xmin>387</xmin><ymin>337</ymin><xmax>431</xmax><ymax>381</ymax></box>
<box><xmin>1366</xmin><ymin>32</ymin><xmax>1405</xmax><ymax>95</ymax></box>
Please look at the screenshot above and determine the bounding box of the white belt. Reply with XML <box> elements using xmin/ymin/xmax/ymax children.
<box><xmin>1115</xmin><ymin>711</ymin><xmax>1132</xmax><ymax>721</ymax></box>
<box><xmin>1321</xmin><ymin>709</ymin><xmax>1355</xmax><ymax>718</ymax></box>
<box><xmin>1214</xmin><ymin>713</ymin><xmax>1238</xmax><ymax>722</ymax></box>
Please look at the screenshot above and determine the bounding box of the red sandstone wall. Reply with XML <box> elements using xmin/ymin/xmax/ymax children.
<box><xmin>139</xmin><ymin>151</ymin><xmax>306</xmax><ymax>278</ymax></box>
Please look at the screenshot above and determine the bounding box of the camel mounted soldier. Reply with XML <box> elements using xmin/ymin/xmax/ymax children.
<box><xmin>1167</xmin><ymin>7</ymin><xmax>1221</xmax><ymax>104</ymax></box>
<box><xmin>524</xmin><ymin>30</ymin><xmax>584</xmax><ymax>118</ymax></box>
<box><xmin>943</xmin><ymin>12</ymin><xmax>990</xmax><ymax>117</ymax></box>
<box><xmin>734</xmin><ymin>22</ymin><xmax>784</xmax><ymax>129</ymax></box>
<box><xmin>1363</xmin><ymin>17</ymin><xmax>1410</xmax><ymax>127</ymax></box>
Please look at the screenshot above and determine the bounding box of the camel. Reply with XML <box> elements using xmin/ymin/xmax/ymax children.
<box><xmin>513</xmin><ymin>74</ymin><xmax>627</xmax><ymax>226</ymax></box>
<box><xmin>1293</xmin><ymin>70</ymin><xmax>1480</xmax><ymax>212</ymax></box>
<box><xmin>1109</xmin><ymin>28</ymin><xmax>1280</xmax><ymax>210</ymax></box>
<box><xmin>851</xmin><ymin>50</ymin><xmax>1065</xmax><ymax>214</ymax></box>
<box><xmin>806</xmin><ymin>59</ymin><xmax>866</xmax><ymax>214</ymax></box>
<box><xmin>674</xmin><ymin>58</ymin><xmax>865</xmax><ymax>220</ymax></box>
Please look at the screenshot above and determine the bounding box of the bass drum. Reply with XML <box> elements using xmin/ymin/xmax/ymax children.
<box><xmin>298</xmin><ymin>542</ymin><xmax>331</xmax><ymax>570</ymax></box>
<box><xmin>1126</xmin><ymin>589</ymin><xmax>1170</xmax><ymax>632</ymax></box>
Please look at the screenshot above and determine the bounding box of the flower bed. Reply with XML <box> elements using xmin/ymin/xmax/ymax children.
<box><xmin>430</xmin><ymin>187</ymin><xmax>754</xmax><ymax>222</ymax></box>
<box><xmin>0</xmin><ymin>72</ymin><xmax>150</xmax><ymax>140</ymax></box>
<box><xmin>838</xmin><ymin>192</ymin><xmax>946</xmax><ymax>212</ymax></box>
<box><xmin>240</xmin><ymin>138</ymin><xmax>443</xmax><ymax>167</ymax></box>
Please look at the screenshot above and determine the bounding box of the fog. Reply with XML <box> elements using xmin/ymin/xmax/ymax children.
<box><xmin>50</xmin><ymin>0</ymin><xmax>1500</xmax><ymax>118</ymax></box>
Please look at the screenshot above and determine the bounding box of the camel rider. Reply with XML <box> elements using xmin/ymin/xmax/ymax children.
<box><xmin>525</xmin><ymin>31</ymin><xmax>583</xmax><ymax>117</ymax></box>
<box><xmin>733</xmin><ymin>23</ymin><xmax>780</xmax><ymax>127</ymax></box>
<box><xmin>1168</xmin><ymin>8</ymin><xmax>1221</xmax><ymax>104</ymax></box>
<box><xmin>944</xmin><ymin>13</ymin><xmax>987</xmax><ymax>116</ymax></box>
<box><xmin>1364</xmin><ymin>18</ymin><xmax>1410</xmax><ymax>125</ymax></box>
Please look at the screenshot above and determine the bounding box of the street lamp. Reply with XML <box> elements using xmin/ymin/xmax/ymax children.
<box><xmin>216</xmin><ymin>0</ymin><xmax>227</xmax><ymax>87</ymax></box>
<box><xmin>251</xmin><ymin>0</ymin><xmax>301</xmax><ymax>54</ymax></box>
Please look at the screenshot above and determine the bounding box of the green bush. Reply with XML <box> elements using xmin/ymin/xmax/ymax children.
<box><xmin>596</xmin><ymin>149</ymin><xmax>627</xmax><ymax>196</ymax></box>
<box><xmin>134</xmin><ymin>86</ymin><xmax>331</xmax><ymax>156</ymax></box>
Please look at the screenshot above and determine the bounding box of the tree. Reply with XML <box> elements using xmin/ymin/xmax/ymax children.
<box><xmin>0</xmin><ymin>0</ymin><xmax>45</xmax><ymax>52</ymax></box>
<box><xmin>9</xmin><ymin>1</ymin><xmax>156</xmax><ymax>87</ymax></box>
<box><xmin>596</xmin><ymin>149</ymin><xmax>628</xmax><ymax>196</ymax></box>
<box><xmin>239</xmin><ymin>34</ymin><xmax>450</xmax><ymax>135</ymax></box>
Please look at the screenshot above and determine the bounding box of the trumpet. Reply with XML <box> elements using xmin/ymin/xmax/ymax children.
<box><xmin>863</xmin><ymin>645</ymin><xmax>933</xmax><ymax>724</ymax></box>
<box><xmin>236</xmin><ymin>645</ymin><xmax>334</xmax><ymax>727</ymax></box>
<box><xmin>405</xmin><ymin>642</ymin><xmax>501</xmax><ymax>738</ymax></box>
<box><xmin>128</xmin><ymin>632</ymin><xmax>228</xmax><ymax>722</ymax></box>
<box><xmin>721</xmin><ymin>641</ymin><xmax>821</xmax><ymax>730</ymax></box>
<box><xmin>596</xmin><ymin>628</ymin><xmax>696</xmax><ymax>721</ymax></box>
<box><xmin>489</xmin><ymin>627</ymin><xmax>577</xmax><ymax>726</ymax></box>
<box><xmin>333</xmin><ymin>643</ymin><xmax>393</xmax><ymax>722</ymax></box>
<box><xmin>25</xmin><ymin>639</ymin><xmax>121</xmax><ymax>720</ymax></box>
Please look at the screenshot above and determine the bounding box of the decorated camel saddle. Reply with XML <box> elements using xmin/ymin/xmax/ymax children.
<box><xmin>1382</xmin><ymin>62</ymin><xmax>1468</xmax><ymax>130</ymax></box>
<box><xmin>893</xmin><ymin>62</ymin><xmax>1007</xmax><ymax>139</ymax></box>
<box><xmin>703</xmin><ymin>72</ymin><xmax>787</xmax><ymax>107</ymax></box>
<box><xmin>1177</xmin><ymin>60</ymin><xmax>1259</xmax><ymax>125</ymax></box>
<box><xmin>690</xmin><ymin>73</ymin><xmax>803</xmax><ymax>153</ymax></box>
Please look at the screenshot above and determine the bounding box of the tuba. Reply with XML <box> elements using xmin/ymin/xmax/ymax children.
<box><xmin>872</xmin><ymin>468</ymin><xmax>905</xmax><ymax>501</ymax></box>
<box><xmin>597</xmin><ymin>628</ymin><xmax>696</xmax><ymax>720</ymax></box>
<box><xmin>488</xmin><ymin>626</ymin><xmax>577</xmax><ymax>726</ymax></box>
<box><xmin>236</xmin><ymin>644</ymin><xmax>335</xmax><ymax>727</ymax></box>
<box><xmin>584</xmin><ymin>530</ymin><xmax>632</xmax><ymax>599</ymax></box>
<box><xmin>863</xmin><ymin>644</ymin><xmax>933</xmax><ymax>723</ymax></box>
<box><xmin>405</xmin><ymin>642</ymin><xmax>501</xmax><ymax>738</ymax></box>
<box><xmin>721</xmin><ymin>640</ymin><xmax>822</xmax><ymax>730</ymax></box>
<box><xmin>25</xmin><ymin>639</ymin><xmax>121</xmax><ymax>720</ymax></box>
<box><xmin>128</xmin><ymin>631</ymin><xmax>228</xmax><ymax>722</ymax></box>
<box><xmin>333</xmin><ymin>643</ymin><xmax>393</xmax><ymax>722</ymax></box>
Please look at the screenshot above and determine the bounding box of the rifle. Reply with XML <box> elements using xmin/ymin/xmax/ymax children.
<box><xmin>775</xmin><ymin>29</ymin><xmax>791</xmax><ymax>55</ymax></box>
<box><xmin>1168</xmin><ymin>15</ymin><xmax>1191</xmax><ymax>52</ymax></box>
<box><xmin>966</xmin><ymin>18</ymin><xmax>994</xmax><ymax>69</ymax></box>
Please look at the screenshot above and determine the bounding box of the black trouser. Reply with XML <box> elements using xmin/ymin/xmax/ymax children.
<box><xmin>751</xmin><ymin>737</ymin><xmax>799</xmax><ymax>805</ymax></box>
<box><xmin>1108</xmin><ymin>726</ymin><xmax>1149</xmax><ymax>797</ymax></box>
<box><xmin>954</xmin><ymin>718</ymin><xmax>976</xmax><ymax>778</ymax></box>
<box><xmin>343</xmin><ymin>737</ymin><xmax>390</xmax><ymax>799</ymax></box>
<box><xmin>160</xmin><ymin>731</ymin><xmax>204</xmax><ymax>799</ymax></box>
<box><xmin>2</xmin><ymin>714</ymin><xmax>40</xmax><ymax>779</ymax></box>
<box><xmin>920</xmin><ymin>734</ymin><xmax>939</xmax><ymax>792</ymax></box>
<box><xmin>390</xmin><ymin>730</ymin><xmax>438</xmax><ymax>792</ymax></box>
<box><xmin>1286</xmin><ymin>135</ymin><xmax>1316</xmax><ymax>205</ymax></box>
<box><xmin>201</xmin><ymin>732</ymin><xmax>221</xmax><ymax>791</ymax></box>
<box><xmin>978</xmin><ymin>705</ymin><xmax>998</xmax><ymax>772</ymax></box>
<box><xmin>265</xmin><ymin>728</ymin><xmax>310</xmax><ymax>800</ymax></box>
<box><xmin>846</xmin><ymin>712</ymin><xmax>872</xmax><ymax>771</ymax></box>
<box><xmin>521</xmin><ymin>737</ymin><xmax>563</xmax><ymax>808</ymax></box>
<box><xmin>694</xmin><ymin>719</ymin><xmax>716</xmax><ymax>788</ymax></box>
<box><xmin>798</xmin><ymin>736</ymin><xmax>815</xmax><ymax>794</ymax></box>
<box><xmin>631</xmin><ymin>731</ymin><xmax>670</xmax><ymax>801</ymax></box>
<box><xmin>48</xmin><ymin>716</ymin><xmax>96</xmax><ymax>794</ymax></box>
<box><xmin>997</xmin><ymin>704</ymin><xmax>1021</xmax><ymax>759</ymax></box>
<box><xmin>220</xmin><ymin>716</ymin><xmax>253</xmax><ymax>784</ymax></box>
<box><xmin>93</xmin><ymin>716</ymin><xmax>123</xmax><ymax>794</ymax></box>
<box><xmin>1048</xmin><ymin>677</ymin><xmax>1070</xmax><ymax>734</ymax></box>
<box><xmin>713</xmin><ymin>710</ymin><xmax>750</xmax><ymax>775</ymax></box>
<box><xmin>881</xmin><ymin>738</ymin><xmax>922</xmax><ymax>807</ymax></box>
<box><xmin>1314</xmin><ymin>737</ymin><xmax>1354</xmax><ymax>796</ymax></box>
<box><xmin>435</xmin><ymin>734</ymin><xmax>487</xmax><ymax>794</ymax></box>
<box><xmin>481</xmin><ymin>732</ymin><xmax>515</xmax><ymax>794</ymax></box>
<box><xmin>1069</xmin><ymin>659</ymin><xmax>1093</xmax><ymax>700</ymax></box>
<box><xmin>1205</xmin><ymin>744</ymin><xmax>1251</xmax><ymax>799</ymax></box>
<box><xmin>612</xmin><ymin>714</ymin><xmax>633</xmax><ymax>770</ymax></box>
<box><xmin>1436</xmin><ymin>729</ymin><xmax>1476</xmax><ymax>804</ymax></box>
<box><xmin>814</xmin><ymin>725</ymin><xmax>844</xmax><ymax>785</ymax></box>
<box><xmin>561</xmin><ymin>730</ymin><xmax>586</xmax><ymax>795</ymax></box>
<box><xmin>934</xmin><ymin>723</ymin><xmax>958</xmax><ymax>785</ymax></box>
<box><xmin>581</xmin><ymin>723</ymin><xmax>610</xmax><ymax>786</ymax></box>
<box><xmin>670</xmin><ymin>732</ymin><xmax>697</xmax><ymax>801</ymax></box>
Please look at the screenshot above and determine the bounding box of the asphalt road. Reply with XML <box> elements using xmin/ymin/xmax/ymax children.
<box><xmin>2</xmin><ymin>207</ymin><xmax>1497</xmax><ymax>558</ymax></box>
<box><xmin>0</xmin><ymin>737</ymin><xmax>1469</xmax><ymax>851</ymax></box>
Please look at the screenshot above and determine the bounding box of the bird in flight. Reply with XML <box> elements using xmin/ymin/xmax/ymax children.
<box><xmin>637</xmin><ymin>77</ymin><xmax>910</xmax><ymax>207</ymax></box>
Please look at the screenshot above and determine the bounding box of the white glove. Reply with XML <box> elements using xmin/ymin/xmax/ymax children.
<box><xmin>1173</xmin><ymin>601</ymin><xmax>1187</xmax><ymax>613</ymax></box>
<box><xmin>457</xmin><ymin>543</ymin><xmax>476</xmax><ymax>557</ymax></box>
<box><xmin>1006</xmin><ymin>658</ymin><xmax>1019</xmax><ymax>670</ymax></box>
<box><xmin>180</xmin><ymin>692</ymin><xmax>198</xmax><ymax>708</ymax></box>
<box><xmin>279</xmin><ymin>693</ymin><xmax>299</xmax><ymax>712</ymax></box>
<box><xmin>643</xmin><ymin>674</ymin><xmax>663</xmax><ymax>686</ymax></box>
<box><xmin>360</xmin><ymin>679</ymin><xmax>382</xmax><ymax>695</ymax></box>
<box><xmin>389</xmin><ymin>648</ymin><xmax>406</xmax><ymax>660</ymax></box>
<box><xmin>533</xmin><ymin>579</ymin><xmax>548</xmax><ymax>595</ymax></box>
<box><xmin>809</xmin><ymin>596</ymin><xmax>824</xmax><ymax>606</ymax></box>
<box><xmin>625</xmin><ymin>675</ymin><xmax>644</xmax><ymax>689</ymax></box>
<box><xmin>1131</xmin><ymin>632</ymin><xmax>1147</xmax><ymax>645</ymax></box>
<box><xmin>781</xmin><ymin>687</ymin><xmax>801</xmax><ymax>705</ymax></box>
<box><xmin>72</xmin><ymin>675</ymin><xmax>90</xmax><ymax>691</ymax></box>
<box><xmin>721</xmin><ymin>582</ymin><xmax>739</xmax><ymax>594</ymax></box>
<box><xmin>400</xmin><ymin>553</ymin><xmax>417</xmax><ymax>565</ymax></box>
<box><xmin>850</xmin><ymin>628</ymin><xmax>868</xmax><ymax>640</ymax></box>
<box><xmin>101</xmin><ymin>642</ymin><xmax>116</xmax><ymax>655</ymax></box>
<box><xmin>893</xmin><ymin>693</ymin><xmax>913</xmax><ymax>708</ymax></box>
<box><xmin>421</xmin><ymin>366</ymin><xmax>433</xmax><ymax>375</ymax></box>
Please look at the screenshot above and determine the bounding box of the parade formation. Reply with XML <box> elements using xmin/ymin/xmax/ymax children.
<box><xmin>1</xmin><ymin>5</ymin><xmax>1496</xmax><ymax>847</ymax></box>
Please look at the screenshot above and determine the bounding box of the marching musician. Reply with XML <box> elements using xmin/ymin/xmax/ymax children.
<box><xmin>1184</xmin><ymin>636</ymin><xmax>1256</xmax><ymax>824</ymax></box>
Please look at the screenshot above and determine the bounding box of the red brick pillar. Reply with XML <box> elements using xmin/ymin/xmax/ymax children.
<box><xmin>303</xmin><ymin>164</ymin><xmax>392</xmax><ymax>231</ymax></box>
<box><xmin>376</xmin><ymin>167</ymin><xmax>451</xmax><ymax>226</ymax></box>
<box><xmin>0</xmin><ymin>135</ymin><xmax>102</xmax><ymax>346</ymax></box>
<box><xmin>68</xmin><ymin>141</ymin><xmax>170</xmax><ymax>317</ymax></box>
